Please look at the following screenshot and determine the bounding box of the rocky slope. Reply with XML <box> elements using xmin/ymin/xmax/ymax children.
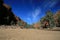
<box><xmin>53</xmin><ymin>10</ymin><xmax>60</xmax><ymax>27</ymax></box>
<box><xmin>0</xmin><ymin>0</ymin><xmax>26</xmax><ymax>26</ymax></box>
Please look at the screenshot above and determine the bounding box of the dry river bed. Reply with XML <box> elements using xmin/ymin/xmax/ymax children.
<box><xmin>0</xmin><ymin>28</ymin><xmax>60</xmax><ymax>40</ymax></box>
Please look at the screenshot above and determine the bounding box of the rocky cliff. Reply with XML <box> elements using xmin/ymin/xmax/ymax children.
<box><xmin>0</xmin><ymin>0</ymin><xmax>26</xmax><ymax>26</ymax></box>
<box><xmin>53</xmin><ymin>10</ymin><xmax>60</xmax><ymax>27</ymax></box>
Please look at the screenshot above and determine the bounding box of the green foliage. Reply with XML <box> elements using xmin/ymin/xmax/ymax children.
<box><xmin>40</xmin><ymin>10</ymin><xmax>55</xmax><ymax>28</ymax></box>
<box><xmin>25</xmin><ymin>23</ymin><xmax>30</xmax><ymax>28</ymax></box>
<box><xmin>46</xmin><ymin>11</ymin><xmax>55</xmax><ymax>27</ymax></box>
<box><xmin>17</xmin><ymin>21</ymin><xmax>22</xmax><ymax>26</ymax></box>
<box><xmin>57</xmin><ymin>15</ymin><xmax>60</xmax><ymax>27</ymax></box>
<box><xmin>58</xmin><ymin>15</ymin><xmax>60</xmax><ymax>22</ymax></box>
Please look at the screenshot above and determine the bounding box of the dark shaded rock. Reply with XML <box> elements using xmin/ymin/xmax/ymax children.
<box><xmin>0</xmin><ymin>0</ymin><xmax>18</xmax><ymax>25</ymax></box>
<box><xmin>0</xmin><ymin>0</ymin><xmax>3</xmax><ymax>5</ymax></box>
<box><xmin>0</xmin><ymin>0</ymin><xmax>27</xmax><ymax>28</ymax></box>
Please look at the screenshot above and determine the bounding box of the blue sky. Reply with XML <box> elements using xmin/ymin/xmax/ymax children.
<box><xmin>4</xmin><ymin>0</ymin><xmax>60</xmax><ymax>24</ymax></box>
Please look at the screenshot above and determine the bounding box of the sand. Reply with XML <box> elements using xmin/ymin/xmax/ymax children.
<box><xmin>0</xmin><ymin>28</ymin><xmax>60</xmax><ymax>40</ymax></box>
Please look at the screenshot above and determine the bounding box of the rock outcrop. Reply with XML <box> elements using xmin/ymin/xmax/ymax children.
<box><xmin>0</xmin><ymin>0</ymin><xmax>26</xmax><ymax>26</ymax></box>
<box><xmin>0</xmin><ymin>0</ymin><xmax>17</xmax><ymax>25</ymax></box>
<box><xmin>53</xmin><ymin>10</ymin><xmax>60</xmax><ymax>27</ymax></box>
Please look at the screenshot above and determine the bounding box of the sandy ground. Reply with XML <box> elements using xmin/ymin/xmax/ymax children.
<box><xmin>0</xmin><ymin>29</ymin><xmax>60</xmax><ymax>40</ymax></box>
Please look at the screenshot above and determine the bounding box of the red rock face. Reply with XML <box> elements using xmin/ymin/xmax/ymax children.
<box><xmin>0</xmin><ymin>0</ymin><xmax>19</xmax><ymax>25</ymax></box>
<box><xmin>0</xmin><ymin>0</ymin><xmax>27</xmax><ymax>26</ymax></box>
<box><xmin>53</xmin><ymin>10</ymin><xmax>60</xmax><ymax>27</ymax></box>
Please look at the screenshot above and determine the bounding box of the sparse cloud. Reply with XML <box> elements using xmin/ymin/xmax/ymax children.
<box><xmin>44</xmin><ymin>0</ymin><xmax>57</xmax><ymax>8</ymax></box>
<box><xmin>49</xmin><ymin>1</ymin><xmax>57</xmax><ymax>8</ymax></box>
<box><xmin>27</xmin><ymin>17</ymin><xmax>31</xmax><ymax>21</ymax></box>
<box><xmin>32</xmin><ymin>8</ymin><xmax>41</xmax><ymax>20</ymax></box>
<box><xmin>26</xmin><ymin>7</ymin><xmax>41</xmax><ymax>24</ymax></box>
<box><xmin>26</xmin><ymin>17</ymin><xmax>33</xmax><ymax>24</ymax></box>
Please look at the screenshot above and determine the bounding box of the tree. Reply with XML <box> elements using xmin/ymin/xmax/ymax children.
<box><xmin>40</xmin><ymin>10</ymin><xmax>55</xmax><ymax>28</ymax></box>
<box><xmin>25</xmin><ymin>23</ymin><xmax>30</xmax><ymax>28</ymax></box>
<box><xmin>46</xmin><ymin>11</ymin><xmax>55</xmax><ymax>28</ymax></box>
<box><xmin>57</xmin><ymin>15</ymin><xmax>60</xmax><ymax>27</ymax></box>
<box><xmin>17</xmin><ymin>21</ymin><xmax>22</xmax><ymax>26</ymax></box>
